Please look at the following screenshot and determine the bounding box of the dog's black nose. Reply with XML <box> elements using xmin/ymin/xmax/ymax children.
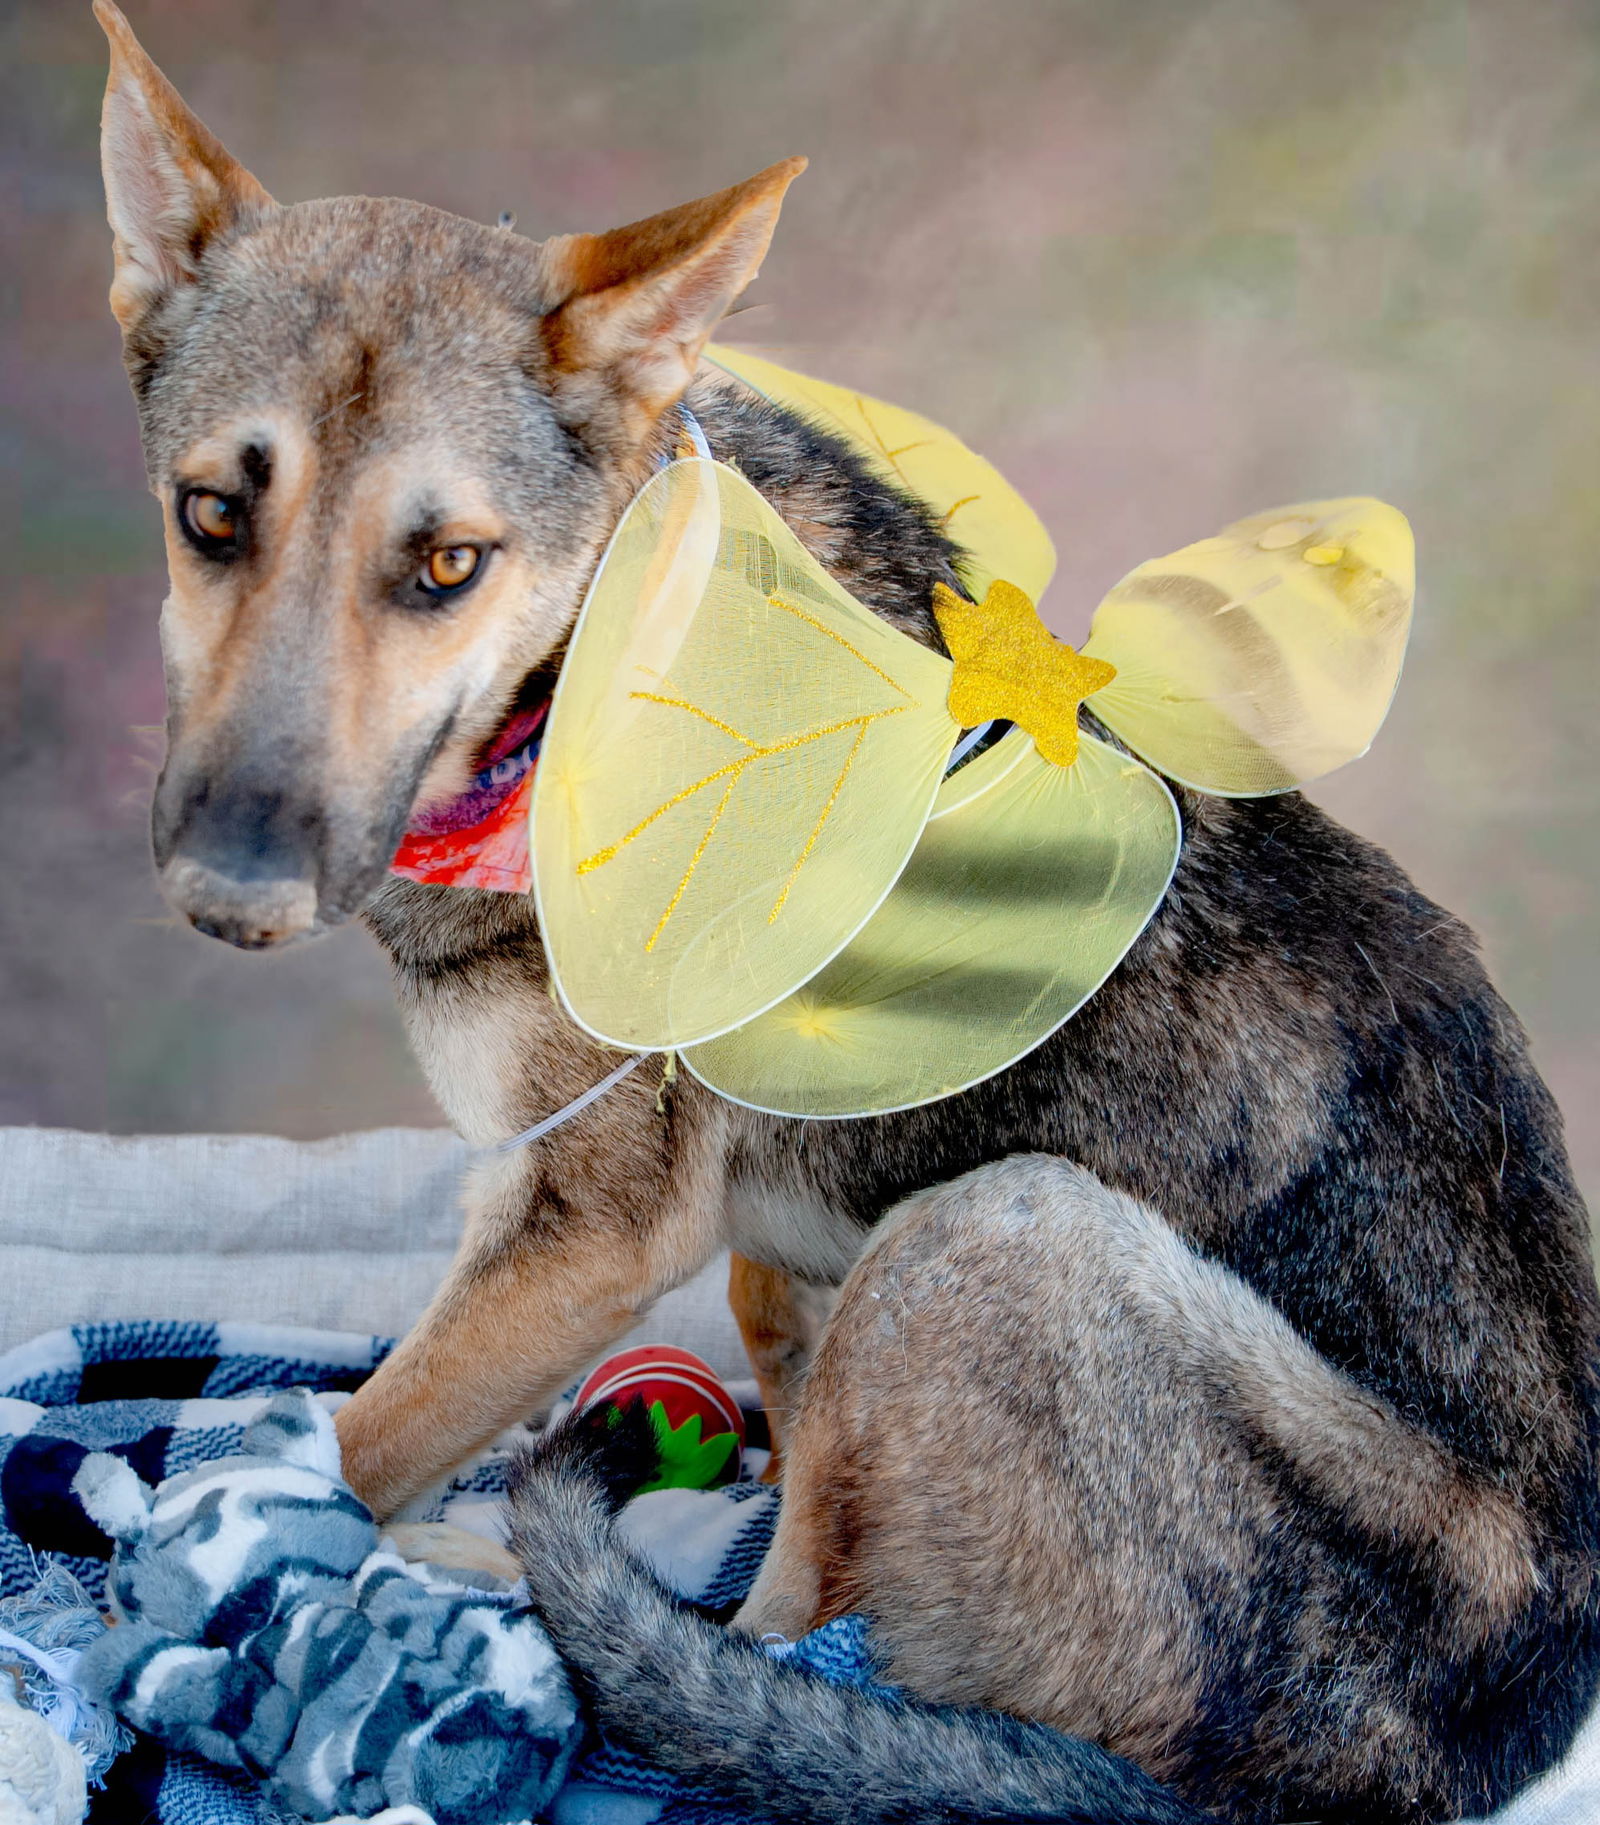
<box><xmin>153</xmin><ymin>770</ymin><xmax>329</xmax><ymax>947</ymax></box>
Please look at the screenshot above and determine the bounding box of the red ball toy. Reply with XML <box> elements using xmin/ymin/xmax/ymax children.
<box><xmin>573</xmin><ymin>1346</ymin><xmax>745</xmax><ymax>1490</ymax></box>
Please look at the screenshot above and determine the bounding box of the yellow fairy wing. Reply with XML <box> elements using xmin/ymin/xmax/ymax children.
<box><xmin>532</xmin><ymin>458</ymin><xmax>960</xmax><ymax>1052</ymax></box>
<box><xmin>704</xmin><ymin>344</ymin><xmax>1056</xmax><ymax>605</ymax></box>
<box><xmin>681</xmin><ymin>731</ymin><xmax>1179</xmax><ymax>1117</ymax></box>
<box><xmin>1081</xmin><ymin>498</ymin><xmax>1414</xmax><ymax>796</ymax></box>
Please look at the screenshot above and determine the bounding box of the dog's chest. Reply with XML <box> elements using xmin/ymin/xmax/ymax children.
<box><xmin>721</xmin><ymin>1153</ymin><xmax>873</xmax><ymax>1285</ymax></box>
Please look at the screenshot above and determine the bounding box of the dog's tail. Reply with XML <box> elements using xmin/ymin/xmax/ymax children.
<box><xmin>505</xmin><ymin>1406</ymin><xmax>1208</xmax><ymax>1825</ymax></box>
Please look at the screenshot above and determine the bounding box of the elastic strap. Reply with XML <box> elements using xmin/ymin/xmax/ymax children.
<box><xmin>496</xmin><ymin>1053</ymin><xmax>648</xmax><ymax>1153</ymax></box>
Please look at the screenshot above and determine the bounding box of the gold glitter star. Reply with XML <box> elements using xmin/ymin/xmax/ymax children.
<box><xmin>932</xmin><ymin>579</ymin><xmax>1117</xmax><ymax>768</ymax></box>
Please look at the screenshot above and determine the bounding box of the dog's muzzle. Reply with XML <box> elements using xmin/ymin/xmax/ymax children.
<box><xmin>158</xmin><ymin>854</ymin><xmax>323</xmax><ymax>949</ymax></box>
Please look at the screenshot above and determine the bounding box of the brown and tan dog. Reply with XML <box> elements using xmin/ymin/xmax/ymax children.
<box><xmin>93</xmin><ymin>6</ymin><xmax>1600</xmax><ymax>1820</ymax></box>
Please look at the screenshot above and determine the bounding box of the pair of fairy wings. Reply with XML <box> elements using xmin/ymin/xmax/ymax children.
<box><xmin>530</xmin><ymin>349</ymin><xmax>1414</xmax><ymax>1118</ymax></box>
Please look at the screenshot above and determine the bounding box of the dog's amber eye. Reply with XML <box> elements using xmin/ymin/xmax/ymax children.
<box><xmin>183</xmin><ymin>490</ymin><xmax>238</xmax><ymax>543</ymax></box>
<box><xmin>425</xmin><ymin>545</ymin><xmax>480</xmax><ymax>591</ymax></box>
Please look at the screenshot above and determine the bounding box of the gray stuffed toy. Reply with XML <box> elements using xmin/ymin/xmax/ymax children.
<box><xmin>71</xmin><ymin>1391</ymin><xmax>580</xmax><ymax>1825</ymax></box>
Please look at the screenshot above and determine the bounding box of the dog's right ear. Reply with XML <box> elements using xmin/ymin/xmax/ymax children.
<box><xmin>94</xmin><ymin>0</ymin><xmax>274</xmax><ymax>332</ymax></box>
<box><xmin>538</xmin><ymin>157</ymin><xmax>806</xmax><ymax>451</ymax></box>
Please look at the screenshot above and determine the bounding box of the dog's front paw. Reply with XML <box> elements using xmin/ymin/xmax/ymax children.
<box><xmin>380</xmin><ymin>1522</ymin><xmax>523</xmax><ymax>1585</ymax></box>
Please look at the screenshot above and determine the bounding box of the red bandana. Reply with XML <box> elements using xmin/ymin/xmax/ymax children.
<box><xmin>389</xmin><ymin>702</ymin><xmax>547</xmax><ymax>894</ymax></box>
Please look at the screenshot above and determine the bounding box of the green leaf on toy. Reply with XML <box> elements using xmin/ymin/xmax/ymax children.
<box><xmin>639</xmin><ymin>1401</ymin><xmax>739</xmax><ymax>1492</ymax></box>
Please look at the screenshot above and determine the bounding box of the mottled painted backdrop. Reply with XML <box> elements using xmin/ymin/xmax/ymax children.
<box><xmin>3</xmin><ymin>0</ymin><xmax>1596</xmax><ymax>1212</ymax></box>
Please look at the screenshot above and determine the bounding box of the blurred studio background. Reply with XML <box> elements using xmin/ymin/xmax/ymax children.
<box><xmin>3</xmin><ymin>0</ymin><xmax>1596</xmax><ymax>1213</ymax></box>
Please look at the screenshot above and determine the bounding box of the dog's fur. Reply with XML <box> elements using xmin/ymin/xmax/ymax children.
<box><xmin>94</xmin><ymin>6</ymin><xmax>1600</xmax><ymax>1820</ymax></box>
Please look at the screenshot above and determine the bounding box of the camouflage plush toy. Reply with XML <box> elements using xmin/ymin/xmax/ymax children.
<box><xmin>71</xmin><ymin>1391</ymin><xmax>580</xmax><ymax>1825</ymax></box>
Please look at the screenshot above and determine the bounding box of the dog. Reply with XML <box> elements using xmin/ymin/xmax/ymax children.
<box><xmin>93</xmin><ymin>5</ymin><xmax>1600</xmax><ymax>1820</ymax></box>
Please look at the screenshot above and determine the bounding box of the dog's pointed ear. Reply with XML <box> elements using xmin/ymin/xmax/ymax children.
<box><xmin>539</xmin><ymin>157</ymin><xmax>806</xmax><ymax>446</ymax></box>
<box><xmin>94</xmin><ymin>0</ymin><xmax>275</xmax><ymax>332</ymax></box>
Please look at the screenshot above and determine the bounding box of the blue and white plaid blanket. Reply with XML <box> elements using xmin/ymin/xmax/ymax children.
<box><xmin>0</xmin><ymin>1320</ymin><xmax>875</xmax><ymax>1825</ymax></box>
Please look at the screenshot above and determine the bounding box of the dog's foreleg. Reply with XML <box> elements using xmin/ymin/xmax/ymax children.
<box><xmin>336</xmin><ymin>1209</ymin><xmax>649</xmax><ymax>1519</ymax></box>
<box><xmin>727</xmin><ymin>1254</ymin><xmax>832</xmax><ymax>1480</ymax></box>
<box><xmin>336</xmin><ymin>1142</ymin><xmax>722</xmax><ymax>1519</ymax></box>
<box><xmin>382</xmin><ymin>1521</ymin><xmax>524</xmax><ymax>1582</ymax></box>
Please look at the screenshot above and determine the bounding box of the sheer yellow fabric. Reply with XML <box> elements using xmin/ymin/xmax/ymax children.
<box><xmin>531</xmin><ymin>368</ymin><xmax>1413</xmax><ymax>1114</ymax></box>
<box><xmin>704</xmin><ymin>345</ymin><xmax>1057</xmax><ymax>605</ymax></box>
<box><xmin>681</xmin><ymin>731</ymin><xmax>1179</xmax><ymax>1117</ymax></box>
<box><xmin>532</xmin><ymin>458</ymin><xmax>959</xmax><ymax>1051</ymax></box>
<box><xmin>1082</xmin><ymin>498</ymin><xmax>1413</xmax><ymax>796</ymax></box>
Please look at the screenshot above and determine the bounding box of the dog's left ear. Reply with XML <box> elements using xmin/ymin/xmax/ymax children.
<box><xmin>94</xmin><ymin>0</ymin><xmax>275</xmax><ymax>333</ymax></box>
<box><xmin>539</xmin><ymin>157</ymin><xmax>806</xmax><ymax>448</ymax></box>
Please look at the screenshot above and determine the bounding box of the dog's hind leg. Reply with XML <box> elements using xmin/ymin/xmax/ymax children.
<box><xmin>733</xmin><ymin>1154</ymin><xmax>1543</xmax><ymax>1821</ymax></box>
